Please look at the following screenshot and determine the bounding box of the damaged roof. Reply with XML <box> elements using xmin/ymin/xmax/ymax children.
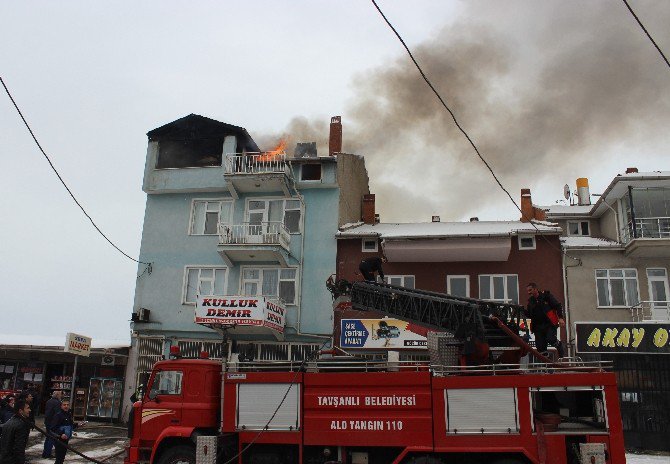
<box><xmin>337</xmin><ymin>220</ymin><xmax>561</xmax><ymax>239</ymax></box>
<box><xmin>147</xmin><ymin>114</ymin><xmax>260</xmax><ymax>152</ymax></box>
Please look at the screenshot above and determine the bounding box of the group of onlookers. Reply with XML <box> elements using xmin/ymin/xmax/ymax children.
<box><xmin>0</xmin><ymin>389</ymin><xmax>79</xmax><ymax>464</ymax></box>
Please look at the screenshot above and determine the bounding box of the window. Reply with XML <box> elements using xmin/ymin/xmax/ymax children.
<box><xmin>518</xmin><ymin>235</ymin><xmax>536</xmax><ymax>250</ymax></box>
<box><xmin>183</xmin><ymin>267</ymin><xmax>227</xmax><ymax>304</ymax></box>
<box><xmin>596</xmin><ymin>269</ymin><xmax>639</xmax><ymax>307</ymax></box>
<box><xmin>300</xmin><ymin>164</ymin><xmax>322</xmax><ymax>181</ymax></box>
<box><xmin>567</xmin><ymin>221</ymin><xmax>590</xmax><ymax>236</ymax></box>
<box><xmin>190</xmin><ymin>200</ymin><xmax>232</xmax><ymax>235</ymax></box>
<box><xmin>385</xmin><ymin>275</ymin><xmax>415</xmax><ymax>289</ymax></box>
<box><xmin>149</xmin><ymin>370</ymin><xmax>183</xmax><ymax>396</ymax></box>
<box><xmin>247</xmin><ymin>198</ymin><xmax>302</xmax><ymax>234</ymax></box>
<box><xmin>242</xmin><ymin>267</ymin><xmax>298</xmax><ymax>304</ymax></box>
<box><xmin>447</xmin><ymin>275</ymin><xmax>470</xmax><ymax>297</ymax></box>
<box><xmin>479</xmin><ymin>275</ymin><xmax>519</xmax><ymax>304</ymax></box>
<box><xmin>362</xmin><ymin>239</ymin><xmax>378</xmax><ymax>252</ymax></box>
<box><xmin>156</xmin><ymin>138</ymin><xmax>224</xmax><ymax>169</ymax></box>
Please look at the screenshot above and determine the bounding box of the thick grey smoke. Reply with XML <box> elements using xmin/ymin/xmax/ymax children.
<box><xmin>257</xmin><ymin>1</ymin><xmax>670</xmax><ymax>222</ymax></box>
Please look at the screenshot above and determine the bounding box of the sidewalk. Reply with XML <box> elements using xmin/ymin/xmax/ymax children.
<box><xmin>26</xmin><ymin>422</ymin><xmax>128</xmax><ymax>464</ymax></box>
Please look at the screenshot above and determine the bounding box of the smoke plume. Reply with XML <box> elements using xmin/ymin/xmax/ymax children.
<box><xmin>258</xmin><ymin>1</ymin><xmax>670</xmax><ymax>222</ymax></box>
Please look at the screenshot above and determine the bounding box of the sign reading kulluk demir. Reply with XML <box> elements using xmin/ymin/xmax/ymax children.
<box><xmin>64</xmin><ymin>332</ymin><xmax>92</xmax><ymax>357</ymax></box>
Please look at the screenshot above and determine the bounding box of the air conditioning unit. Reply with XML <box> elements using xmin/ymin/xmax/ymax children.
<box><xmin>131</xmin><ymin>308</ymin><xmax>151</xmax><ymax>323</ymax></box>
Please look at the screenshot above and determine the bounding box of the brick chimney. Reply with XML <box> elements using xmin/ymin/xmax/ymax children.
<box><xmin>520</xmin><ymin>188</ymin><xmax>546</xmax><ymax>222</ymax></box>
<box><xmin>625</xmin><ymin>167</ymin><xmax>638</xmax><ymax>174</ymax></box>
<box><xmin>329</xmin><ymin>116</ymin><xmax>342</xmax><ymax>156</ymax></box>
<box><xmin>362</xmin><ymin>194</ymin><xmax>376</xmax><ymax>224</ymax></box>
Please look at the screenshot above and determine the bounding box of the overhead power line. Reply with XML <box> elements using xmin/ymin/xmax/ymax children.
<box><xmin>1</xmin><ymin>76</ymin><xmax>150</xmax><ymax>267</ymax></box>
<box><xmin>369</xmin><ymin>1</ymin><xmax>580</xmax><ymax>263</ymax></box>
<box><xmin>622</xmin><ymin>0</ymin><xmax>670</xmax><ymax>70</ymax></box>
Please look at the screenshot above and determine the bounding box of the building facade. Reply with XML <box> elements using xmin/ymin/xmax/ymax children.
<box><xmin>123</xmin><ymin>115</ymin><xmax>369</xmax><ymax>414</ymax></box>
<box><xmin>542</xmin><ymin>169</ymin><xmax>670</xmax><ymax>450</ymax></box>
<box><xmin>334</xmin><ymin>192</ymin><xmax>564</xmax><ymax>359</ymax></box>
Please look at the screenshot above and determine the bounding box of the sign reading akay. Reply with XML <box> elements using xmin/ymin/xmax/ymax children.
<box><xmin>575</xmin><ymin>322</ymin><xmax>670</xmax><ymax>354</ymax></box>
<box><xmin>340</xmin><ymin>318</ymin><xmax>427</xmax><ymax>349</ymax></box>
<box><xmin>195</xmin><ymin>296</ymin><xmax>286</xmax><ymax>333</ymax></box>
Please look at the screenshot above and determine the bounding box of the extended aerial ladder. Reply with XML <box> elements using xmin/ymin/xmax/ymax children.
<box><xmin>349</xmin><ymin>281</ymin><xmax>553</xmax><ymax>365</ymax></box>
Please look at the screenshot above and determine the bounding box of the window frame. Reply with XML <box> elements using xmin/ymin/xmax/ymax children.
<box><xmin>300</xmin><ymin>163</ymin><xmax>322</xmax><ymax>182</ymax></box>
<box><xmin>361</xmin><ymin>238</ymin><xmax>378</xmax><ymax>253</ymax></box>
<box><xmin>240</xmin><ymin>266</ymin><xmax>300</xmax><ymax>305</ymax></box>
<box><xmin>148</xmin><ymin>370</ymin><xmax>184</xmax><ymax>397</ymax></box>
<box><xmin>188</xmin><ymin>199</ymin><xmax>234</xmax><ymax>236</ymax></box>
<box><xmin>478</xmin><ymin>274</ymin><xmax>519</xmax><ymax>304</ymax></box>
<box><xmin>567</xmin><ymin>220</ymin><xmax>591</xmax><ymax>236</ymax></box>
<box><xmin>244</xmin><ymin>197</ymin><xmax>304</xmax><ymax>235</ymax></box>
<box><xmin>517</xmin><ymin>235</ymin><xmax>536</xmax><ymax>250</ymax></box>
<box><xmin>182</xmin><ymin>266</ymin><xmax>228</xmax><ymax>305</ymax></box>
<box><xmin>447</xmin><ymin>275</ymin><xmax>470</xmax><ymax>298</ymax></box>
<box><xmin>595</xmin><ymin>268</ymin><xmax>640</xmax><ymax>308</ymax></box>
<box><xmin>385</xmin><ymin>275</ymin><xmax>415</xmax><ymax>289</ymax></box>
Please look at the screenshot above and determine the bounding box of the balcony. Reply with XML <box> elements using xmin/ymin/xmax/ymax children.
<box><xmin>630</xmin><ymin>301</ymin><xmax>670</xmax><ymax>322</ymax></box>
<box><xmin>223</xmin><ymin>153</ymin><xmax>292</xmax><ymax>198</ymax></box>
<box><xmin>217</xmin><ymin>222</ymin><xmax>290</xmax><ymax>266</ymax></box>
<box><xmin>622</xmin><ymin>217</ymin><xmax>670</xmax><ymax>257</ymax></box>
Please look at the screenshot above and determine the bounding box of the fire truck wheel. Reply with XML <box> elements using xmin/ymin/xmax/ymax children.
<box><xmin>158</xmin><ymin>445</ymin><xmax>196</xmax><ymax>464</ymax></box>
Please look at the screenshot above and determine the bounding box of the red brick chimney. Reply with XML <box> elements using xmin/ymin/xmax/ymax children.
<box><xmin>329</xmin><ymin>116</ymin><xmax>342</xmax><ymax>156</ymax></box>
<box><xmin>625</xmin><ymin>167</ymin><xmax>638</xmax><ymax>174</ymax></box>
<box><xmin>362</xmin><ymin>194</ymin><xmax>376</xmax><ymax>224</ymax></box>
<box><xmin>520</xmin><ymin>188</ymin><xmax>546</xmax><ymax>222</ymax></box>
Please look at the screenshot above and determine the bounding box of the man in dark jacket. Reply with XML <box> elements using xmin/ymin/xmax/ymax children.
<box><xmin>0</xmin><ymin>397</ymin><xmax>32</xmax><ymax>464</ymax></box>
<box><xmin>42</xmin><ymin>391</ymin><xmax>62</xmax><ymax>458</ymax></box>
<box><xmin>0</xmin><ymin>396</ymin><xmax>15</xmax><ymax>424</ymax></box>
<box><xmin>526</xmin><ymin>282</ymin><xmax>565</xmax><ymax>357</ymax></box>
<box><xmin>359</xmin><ymin>256</ymin><xmax>387</xmax><ymax>282</ymax></box>
<box><xmin>50</xmin><ymin>400</ymin><xmax>78</xmax><ymax>464</ymax></box>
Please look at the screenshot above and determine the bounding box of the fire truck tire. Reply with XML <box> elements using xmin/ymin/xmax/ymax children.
<box><xmin>157</xmin><ymin>445</ymin><xmax>196</xmax><ymax>464</ymax></box>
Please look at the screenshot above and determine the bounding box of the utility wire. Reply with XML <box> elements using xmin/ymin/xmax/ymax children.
<box><xmin>1</xmin><ymin>76</ymin><xmax>150</xmax><ymax>266</ymax></box>
<box><xmin>622</xmin><ymin>0</ymin><xmax>670</xmax><ymax>70</ymax></box>
<box><xmin>370</xmin><ymin>0</ymin><xmax>581</xmax><ymax>264</ymax></box>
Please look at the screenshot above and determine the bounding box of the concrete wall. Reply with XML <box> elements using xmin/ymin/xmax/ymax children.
<box><xmin>598</xmin><ymin>205</ymin><xmax>619</xmax><ymax>242</ymax></box>
<box><xmin>336</xmin><ymin>153</ymin><xmax>370</xmax><ymax>226</ymax></box>
<box><xmin>336</xmin><ymin>234</ymin><xmax>564</xmax><ymax>305</ymax></box>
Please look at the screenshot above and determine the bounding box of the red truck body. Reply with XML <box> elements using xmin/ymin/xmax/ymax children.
<box><xmin>125</xmin><ymin>358</ymin><xmax>626</xmax><ymax>464</ymax></box>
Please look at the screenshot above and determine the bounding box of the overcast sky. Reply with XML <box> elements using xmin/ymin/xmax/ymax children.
<box><xmin>1</xmin><ymin>1</ymin><xmax>668</xmax><ymax>342</ymax></box>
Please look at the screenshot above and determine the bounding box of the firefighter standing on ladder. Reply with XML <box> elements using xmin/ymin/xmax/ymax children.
<box><xmin>359</xmin><ymin>256</ymin><xmax>387</xmax><ymax>282</ymax></box>
<box><xmin>525</xmin><ymin>282</ymin><xmax>565</xmax><ymax>357</ymax></box>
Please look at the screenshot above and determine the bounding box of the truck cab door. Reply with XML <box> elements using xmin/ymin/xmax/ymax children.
<box><xmin>141</xmin><ymin>369</ymin><xmax>184</xmax><ymax>443</ymax></box>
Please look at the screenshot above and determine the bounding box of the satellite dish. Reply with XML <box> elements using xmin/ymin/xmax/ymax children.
<box><xmin>563</xmin><ymin>184</ymin><xmax>570</xmax><ymax>200</ymax></box>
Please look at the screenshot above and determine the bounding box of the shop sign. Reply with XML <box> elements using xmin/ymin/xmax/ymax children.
<box><xmin>64</xmin><ymin>333</ymin><xmax>92</xmax><ymax>357</ymax></box>
<box><xmin>340</xmin><ymin>319</ymin><xmax>427</xmax><ymax>350</ymax></box>
<box><xmin>195</xmin><ymin>296</ymin><xmax>286</xmax><ymax>334</ymax></box>
<box><xmin>575</xmin><ymin>322</ymin><xmax>670</xmax><ymax>354</ymax></box>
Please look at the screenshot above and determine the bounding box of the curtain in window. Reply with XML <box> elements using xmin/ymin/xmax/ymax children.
<box><xmin>262</xmin><ymin>269</ymin><xmax>279</xmax><ymax>296</ymax></box>
<box><xmin>192</xmin><ymin>202</ymin><xmax>206</xmax><ymax>234</ymax></box>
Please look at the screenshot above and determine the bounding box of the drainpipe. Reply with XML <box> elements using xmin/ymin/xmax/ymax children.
<box><xmin>562</xmin><ymin>249</ymin><xmax>582</xmax><ymax>356</ymax></box>
<box><xmin>628</xmin><ymin>186</ymin><xmax>637</xmax><ymax>239</ymax></box>
<box><xmin>603</xmin><ymin>201</ymin><xmax>621</xmax><ymax>243</ymax></box>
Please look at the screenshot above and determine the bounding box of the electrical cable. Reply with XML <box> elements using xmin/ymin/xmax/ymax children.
<box><xmin>621</xmin><ymin>0</ymin><xmax>670</xmax><ymax>70</ymax></box>
<box><xmin>0</xmin><ymin>76</ymin><xmax>151</xmax><ymax>266</ymax></box>
<box><xmin>369</xmin><ymin>1</ymin><xmax>581</xmax><ymax>266</ymax></box>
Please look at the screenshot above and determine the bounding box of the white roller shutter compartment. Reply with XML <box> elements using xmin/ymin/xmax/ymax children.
<box><xmin>236</xmin><ymin>383</ymin><xmax>300</xmax><ymax>430</ymax></box>
<box><xmin>445</xmin><ymin>388</ymin><xmax>519</xmax><ymax>434</ymax></box>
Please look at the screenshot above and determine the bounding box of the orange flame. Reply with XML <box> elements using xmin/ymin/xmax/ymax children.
<box><xmin>258</xmin><ymin>137</ymin><xmax>288</xmax><ymax>162</ymax></box>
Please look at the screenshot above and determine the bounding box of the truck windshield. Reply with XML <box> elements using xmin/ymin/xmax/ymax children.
<box><xmin>149</xmin><ymin>370</ymin><xmax>183</xmax><ymax>396</ymax></box>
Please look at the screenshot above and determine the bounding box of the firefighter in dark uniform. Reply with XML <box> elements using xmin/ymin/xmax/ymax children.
<box><xmin>359</xmin><ymin>256</ymin><xmax>387</xmax><ymax>282</ymax></box>
<box><xmin>526</xmin><ymin>282</ymin><xmax>565</xmax><ymax>357</ymax></box>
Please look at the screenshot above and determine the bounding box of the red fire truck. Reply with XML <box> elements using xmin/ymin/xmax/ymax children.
<box><xmin>125</xmin><ymin>283</ymin><xmax>626</xmax><ymax>464</ymax></box>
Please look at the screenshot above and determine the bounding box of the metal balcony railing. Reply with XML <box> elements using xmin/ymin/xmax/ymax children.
<box><xmin>218</xmin><ymin>221</ymin><xmax>290</xmax><ymax>248</ymax></box>
<box><xmin>630</xmin><ymin>301</ymin><xmax>670</xmax><ymax>322</ymax></box>
<box><xmin>224</xmin><ymin>153</ymin><xmax>289</xmax><ymax>175</ymax></box>
<box><xmin>622</xmin><ymin>217</ymin><xmax>670</xmax><ymax>243</ymax></box>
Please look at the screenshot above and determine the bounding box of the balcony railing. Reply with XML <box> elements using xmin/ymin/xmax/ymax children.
<box><xmin>219</xmin><ymin>221</ymin><xmax>290</xmax><ymax>248</ymax></box>
<box><xmin>630</xmin><ymin>301</ymin><xmax>670</xmax><ymax>322</ymax></box>
<box><xmin>622</xmin><ymin>217</ymin><xmax>670</xmax><ymax>243</ymax></box>
<box><xmin>224</xmin><ymin>153</ymin><xmax>289</xmax><ymax>175</ymax></box>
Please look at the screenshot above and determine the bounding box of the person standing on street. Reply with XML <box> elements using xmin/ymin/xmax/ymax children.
<box><xmin>359</xmin><ymin>256</ymin><xmax>387</xmax><ymax>282</ymax></box>
<box><xmin>0</xmin><ymin>397</ymin><xmax>32</xmax><ymax>464</ymax></box>
<box><xmin>0</xmin><ymin>396</ymin><xmax>15</xmax><ymax>424</ymax></box>
<box><xmin>42</xmin><ymin>391</ymin><xmax>62</xmax><ymax>458</ymax></box>
<box><xmin>526</xmin><ymin>282</ymin><xmax>565</xmax><ymax>357</ymax></box>
<box><xmin>49</xmin><ymin>400</ymin><xmax>78</xmax><ymax>464</ymax></box>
